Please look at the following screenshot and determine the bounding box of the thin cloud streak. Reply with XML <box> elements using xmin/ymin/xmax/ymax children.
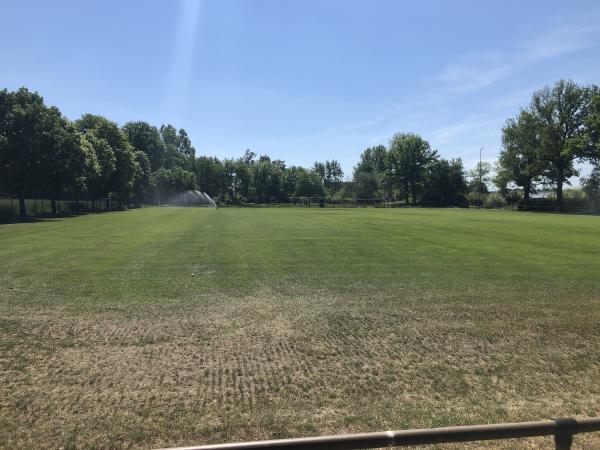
<box><xmin>431</xmin><ymin>25</ymin><xmax>600</xmax><ymax>93</ymax></box>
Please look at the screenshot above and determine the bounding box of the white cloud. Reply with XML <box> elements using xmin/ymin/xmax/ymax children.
<box><xmin>431</xmin><ymin>25</ymin><xmax>600</xmax><ymax>93</ymax></box>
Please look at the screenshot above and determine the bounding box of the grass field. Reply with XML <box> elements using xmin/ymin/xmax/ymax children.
<box><xmin>1</xmin><ymin>207</ymin><xmax>600</xmax><ymax>449</ymax></box>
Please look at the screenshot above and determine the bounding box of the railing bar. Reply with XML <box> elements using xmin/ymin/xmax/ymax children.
<box><xmin>158</xmin><ymin>418</ymin><xmax>600</xmax><ymax>450</ymax></box>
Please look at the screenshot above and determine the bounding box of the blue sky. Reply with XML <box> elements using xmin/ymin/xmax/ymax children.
<box><xmin>2</xmin><ymin>0</ymin><xmax>600</xmax><ymax>179</ymax></box>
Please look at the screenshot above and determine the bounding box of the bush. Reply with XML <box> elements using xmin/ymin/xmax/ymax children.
<box><xmin>385</xmin><ymin>201</ymin><xmax>409</xmax><ymax>208</ymax></box>
<box><xmin>484</xmin><ymin>193</ymin><xmax>507</xmax><ymax>209</ymax></box>
<box><xmin>467</xmin><ymin>191</ymin><xmax>484</xmax><ymax>207</ymax></box>
<box><xmin>505</xmin><ymin>190</ymin><xmax>522</xmax><ymax>204</ymax></box>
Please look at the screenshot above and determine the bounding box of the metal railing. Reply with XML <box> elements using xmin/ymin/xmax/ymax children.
<box><xmin>159</xmin><ymin>417</ymin><xmax>600</xmax><ymax>450</ymax></box>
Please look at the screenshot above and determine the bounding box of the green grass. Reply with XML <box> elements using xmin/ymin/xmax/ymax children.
<box><xmin>1</xmin><ymin>207</ymin><xmax>600</xmax><ymax>449</ymax></box>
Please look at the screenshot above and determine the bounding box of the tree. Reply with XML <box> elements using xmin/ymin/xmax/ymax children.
<box><xmin>312</xmin><ymin>161</ymin><xmax>326</xmax><ymax>181</ymax></box>
<box><xmin>579</xmin><ymin>90</ymin><xmax>600</xmax><ymax>164</ymax></box>
<box><xmin>529</xmin><ymin>80</ymin><xmax>594</xmax><ymax>209</ymax></box>
<box><xmin>195</xmin><ymin>156</ymin><xmax>226</xmax><ymax>198</ymax></box>
<box><xmin>353</xmin><ymin>171</ymin><xmax>380</xmax><ymax>199</ymax></box>
<box><xmin>123</xmin><ymin>121</ymin><xmax>166</xmax><ymax>171</ymax></box>
<box><xmin>252</xmin><ymin>156</ymin><xmax>286</xmax><ymax>202</ymax></box>
<box><xmin>160</xmin><ymin>124</ymin><xmax>194</xmax><ymax>170</ymax></box>
<box><xmin>294</xmin><ymin>167</ymin><xmax>324</xmax><ymax>198</ymax></box>
<box><xmin>177</xmin><ymin>129</ymin><xmax>196</xmax><ymax>159</ymax></box>
<box><xmin>132</xmin><ymin>151</ymin><xmax>151</xmax><ymax>203</ymax></box>
<box><xmin>387</xmin><ymin>133</ymin><xmax>438</xmax><ymax>205</ymax></box>
<box><xmin>582</xmin><ymin>167</ymin><xmax>600</xmax><ymax>199</ymax></box>
<box><xmin>0</xmin><ymin>88</ymin><xmax>52</xmax><ymax>215</ymax></box>
<box><xmin>355</xmin><ymin>145</ymin><xmax>387</xmax><ymax>174</ymax></box>
<box><xmin>84</xmin><ymin>131</ymin><xmax>116</xmax><ymax>198</ymax></box>
<box><xmin>421</xmin><ymin>158</ymin><xmax>468</xmax><ymax>207</ymax></box>
<box><xmin>467</xmin><ymin>161</ymin><xmax>493</xmax><ymax>195</ymax></box>
<box><xmin>496</xmin><ymin>110</ymin><xmax>544</xmax><ymax>203</ymax></box>
<box><xmin>324</xmin><ymin>160</ymin><xmax>344</xmax><ymax>190</ymax></box>
<box><xmin>76</xmin><ymin>114</ymin><xmax>137</xmax><ymax>201</ymax></box>
<box><xmin>44</xmin><ymin>121</ymin><xmax>100</xmax><ymax>213</ymax></box>
<box><xmin>0</xmin><ymin>88</ymin><xmax>98</xmax><ymax>216</ymax></box>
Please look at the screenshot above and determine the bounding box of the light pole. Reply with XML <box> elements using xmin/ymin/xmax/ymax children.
<box><xmin>478</xmin><ymin>147</ymin><xmax>484</xmax><ymax>208</ymax></box>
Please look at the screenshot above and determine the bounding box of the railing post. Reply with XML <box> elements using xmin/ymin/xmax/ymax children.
<box><xmin>554</xmin><ymin>418</ymin><xmax>578</xmax><ymax>450</ymax></box>
<box><xmin>554</xmin><ymin>432</ymin><xmax>572</xmax><ymax>450</ymax></box>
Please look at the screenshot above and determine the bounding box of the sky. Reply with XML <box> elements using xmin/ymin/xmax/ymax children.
<box><xmin>2</xmin><ymin>0</ymin><xmax>600</xmax><ymax>180</ymax></box>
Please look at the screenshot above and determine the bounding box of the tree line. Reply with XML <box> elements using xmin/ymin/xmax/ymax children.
<box><xmin>350</xmin><ymin>80</ymin><xmax>600</xmax><ymax>210</ymax></box>
<box><xmin>1</xmin><ymin>79</ymin><xmax>599</xmax><ymax>216</ymax></box>
<box><xmin>0</xmin><ymin>87</ymin><xmax>347</xmax><ymax>215</ymax></box>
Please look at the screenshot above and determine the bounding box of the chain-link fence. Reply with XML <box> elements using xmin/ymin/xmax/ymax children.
<box><xmin>0</xmin><ymin>197</ymin><xmax>113</xmax><ymax>221</ymax></box>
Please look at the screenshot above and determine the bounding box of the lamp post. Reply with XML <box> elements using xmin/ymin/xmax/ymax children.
<box><xmin>478</xmin><ymin>146</ymin><xmax>484</xmax><ymax>208</ymax></box>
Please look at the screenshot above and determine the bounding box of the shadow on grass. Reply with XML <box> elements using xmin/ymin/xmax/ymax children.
<box><xmin>0</xmin><ymin>209</ymin><xmax>130</xmax><ymax>226</ymax></box>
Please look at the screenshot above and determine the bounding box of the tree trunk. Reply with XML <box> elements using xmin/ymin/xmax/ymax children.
<box><xmin>411</xmin><ymin>180</ymin><xmax>417</xmax><ymax>206</ymax></box>
<box><xmin>51</xmin><ymin>198</ymin><xmax>57</xmax><ymax>215</ymax></box>
<box><xmin>523</xmin><ymin>182</ymin><xmax>531</xmax><ymax>204</ymax></box>
<box><xmin>556</xmin><ymin>176</ymin><xmax>564</xmax><ymax>212</ymax></box>
<box><xmin>18</xmin><ymin>197</ymin><xmax>26</xmax><ymax>217</ymax></box>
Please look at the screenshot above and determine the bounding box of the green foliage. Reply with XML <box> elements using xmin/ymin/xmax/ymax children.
<box><xmin>294</xmin><ymin>167</ymin><xmax>323</xmax><ymax>198</ymax></box>
<box><xmin>123</xmin><ymin>121</ymin><xmax>166</xmax><ymax>171</ymax></box>
<box><xmin>353</xmin><ymin>171</ymin><xmax>381</xmax><ymax>199</ymax></box>
<box><xmin>422</xmin><ymin>158</ymin><xmax>468</xmax><ymax>207</ymax></box>
<box><xmin>355</xmin><ymin>145</ymin><xmax>387</xmax><ymax>174</ymax></box>
<box><xmin>76</xmin><ymin>114</ymin><xmax>138</xmax><ymax>200</ymax></box>
<box><xmin>195</xmin><ymin>156</ymin><xmax>226</xmax><ymax>197</ymax></box>
<box><xmin>151</xmin><ymin>167</ymin><xmax>196</xmax><ymax>201</ymax></box>
<box><xmin>483</xmin><ymin>192</ymin><xmax>507</xmax><ymax>209</ymax></box>
<box><xmin>3</xmin><ymin>80</ymin><xmax>600</xmax><ymax>212</ymax></box>
<box><xmin>467</xmin><ymin>161</ymin><xmax>493</xmax><ymax>195</ymax></box>
<box><xmin>530</xmin><ymin>80</ymin><xmax>594</xmax><ymax>205</ymax></box>
<box><xmin>582</xmin><ymin>167</ymin><xmax>600</xmax><ymax>198</ymax></box>
<box><xmin>387</xmin><ymin>133</ymin><xmax>438</xmax><ymax>205</ymax></box>
<box><xmin>0</xmin><ymin>88</ymin><xmax>100</xmax><ymax>215</ymax></box>
<box><xmin>496</xmin><ymin>109</ymin><xmax>545</xmax><ymax>202</ymax></box>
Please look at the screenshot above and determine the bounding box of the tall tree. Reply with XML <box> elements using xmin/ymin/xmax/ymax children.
<box><xmin>387</xmin><ymin>133</ymin><xmax>438</xmax><ymax>205</ymax></box>
<box><xmin>529</xmin><ymin>80</ymin><xmax>594</xmax><ymax>209</ymax></box>
<box><xmin>76</xmin><ymin>114</ymin><xmax>137</xmax><ymax>201</ymax></box>
<box><xmin>44</xmin><ymin>121</ymin><xmax>100</xmax><ymax>213</ymax></box>
<box><xmin>84</xmin><ymin>131</ymin><xmax>116</xmax><ymax>198</ymax></box>
<box><xmin>132</xmin><ymin>151</ymin><xmax>151</xmax><ymax>203</ymax></box>
<box><xmin>354</xmin><ymin>145</ymin><xmax>387</xmax><ymax>174</ymax></box>
<box><xmin>579</xmin><ymin>90</ymin><xmax>600</xmax><ymax>165</ymax></box>
<box><xmin>467</xmin><ymin>161</ymin><xmax>493</xmax><ymax>195</ymax></box>
<box><xmin>160</xmin><ymin>124</ymin><xmax>194</xmax><ymax>170</ymax></box>
<box><xmin>294</xmin><ymin>167</ymin><xmax>323</xmax><ymax>198</ymax></box>
<box><xmin>123</xmin><ymin>121</ymin><xmax>166</xmax><ymax>171</ymax></box>
<box><xmin>581</xmin><ymin>167</ymin><xmax>600</xmax><ymax>199</ymax></box>
<box><xmin>252</xmin><ymin>156</ymin><xmax>286</xmax><ymax>202</ymax></box>
<box><xmin>324</xmin><ymin>160</ymin><xmax>344</xmax><ymax>190</ymax></box>
<box><xmin>195</xmin><ymin>156</ymin><xmax>226</xmax><ymax>198</ymax></box>
<box><xmin>496</xmin><ymin>110</ymin><xmax>544</xmax><ymax>202</ymax></box>
<box><xmin>0</xmin><ymin>88</ymin><xmax>97</xmax><ymax>215</ymax></box>
<box><xmin>0</xmin><ymin>88</ymin><xmax>51</xmax><ymax>215</ymax></box>
<box><xmin>421</xmin><ymin>158</ymin><xmax>468</xmax><ymax>207</ymax></box>
<box><xmin>177</xmin><ymin>129</ymin><xmax>196</xmax><ymax>159</ymax></box>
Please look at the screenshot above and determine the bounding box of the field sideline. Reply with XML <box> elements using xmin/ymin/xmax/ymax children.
<box><xmin>1</xmin><ymin>207</ymin><xmax>600</xmax><ymax>448</ymax></box>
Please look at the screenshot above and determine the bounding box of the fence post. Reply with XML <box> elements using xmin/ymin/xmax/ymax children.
<box><xmin>554</xmin><ymin>418</ymin><xmax>578</xmax><ymax>450</ymax></box>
